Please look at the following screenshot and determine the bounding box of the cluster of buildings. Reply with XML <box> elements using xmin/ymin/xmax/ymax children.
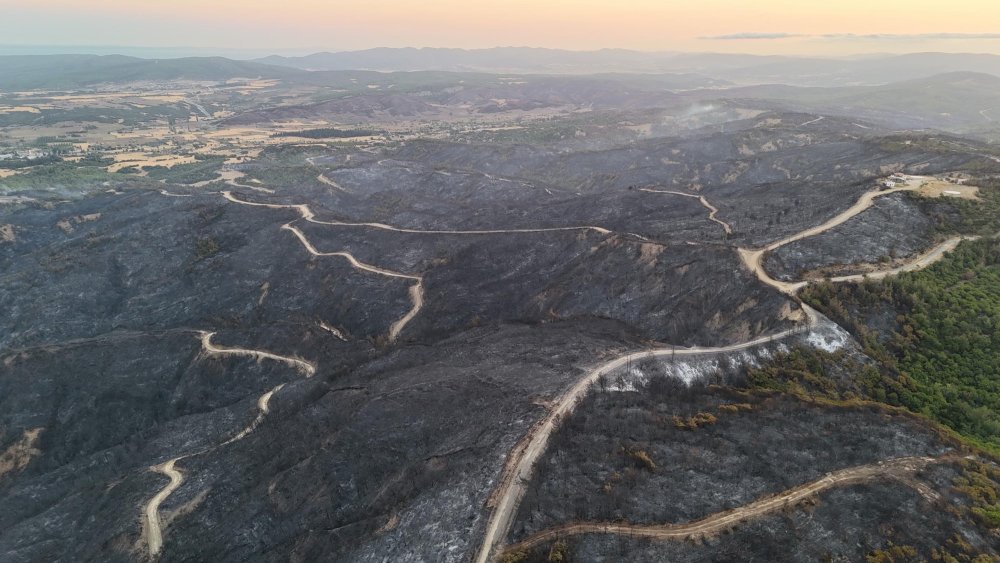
<box><xmin>880</xmin><ymin>174</ymin><xmax>908</xmax><ymax>189</ymax></box>
<box><xmin>0</xmin><ymin>148</ymin><xmax>49</xmax><ymax>161</ymax></box>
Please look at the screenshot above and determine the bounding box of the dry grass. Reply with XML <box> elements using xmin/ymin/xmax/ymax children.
<box><xmin>917</xmin><ymin>179</ymin><xmax>980</xmax><ymax>200</ymax></box>
<box><xmin>638</xmin><ymin>243</ymin><xmax>665</xmax><ymax>266</ymax></box>
<box><xmin>107</xmin><ymin>153</ymin><xmax>196</xmax><ymax>173</ymax></box>
<box><xmin>0</xmin><ymin>105</ymin><xmax>41</xmax><ymax>114</ymax></box>
<box><xmin>0</xmin><ymin>428</ymin><xmax>43</xmax><ymax>480</ymax></box>
<box><xmin>0</xmin><ymin>224</ymin><xmax>16</xmax><ymax>242</ymax></box>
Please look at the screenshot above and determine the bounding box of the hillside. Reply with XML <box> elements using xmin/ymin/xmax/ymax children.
<box><xmin>688</xmin><ymin>71</ymin><xmax>1000</xmax><ymax>131</ymax></box>
<box><xmin>0</xmin><ymin>55</ymin><xmax>302</xmax><ymax>90</ymax></box>
<box><xmin>3</xmin><ymin>50</ymin><xmax>1000</xmax><ymax>562</ymax></box>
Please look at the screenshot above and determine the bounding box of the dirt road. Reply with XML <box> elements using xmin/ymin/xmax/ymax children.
<box><xmin>738</xmin><ymin>247</ymin><xmax>808</xmax><ymax>295</ymax></box>
<box><xmin>473</xmin><ymin>306</ymin><xmax>821</xmax><ymax>563</ymax></box>
<box><xmin>143</xmin><ymin>382</ymin><xmax>285</xmax><ymax>557</ymax></box>
<box><xmin>199</xmin><ymin>331</ymin><xmax>316</xmax><ymax>376</ymax></box>
<box><xmin>827</xmin><ymin>236</ymin><xmax>971</xmax><ymax>283</ymax></box>
<box><xmin>500</xmin><ymin>455</ymin><xmax>947</xmax><ymax>554</ymax></box>
<box><xmin>280</xmin><ymin>224</ymin><xmax>421</xmax><ymax>281</ymax></box>
<box><xmin>144</xmin><ymin>458</ymin><xmax>184</xmax><ymax>556</ymax></box>
<box><xmin>221</xmin><ymin>383</ymin><xmax>285</xmax><ymax>446</ymax></box>
<box><xmin>222</xmin><ymin>192</ymin><xmax>427</xmax><ymax>342</ymax></box>
<box><xmin>159</xmin><ymin>189</ymin><xmax>192</xmax><ymax>198</ymax></box>
<box><xmin>222</xmin><ymin>191</ymin><xmax>611</xmax><ymax>236</ymax></box>
<box><xmin>281</xmin><ymin>224</ymin><xmax>424</xmax><ymax>342</ymax></box>
<box><xmin>738</xmin><ymin>176</ymin><xmax>935</xmax><ymax>295</ymax></box>
<box><xmin>638</xmin><ymin>188</ymin><xmax>733</xmax><ymax>234</ymax></box>
<box><xmin>388</xmin><ymin>282</ymin><xmax>425</xmax><ymax>343</ymax></box>
<box><xmin>477</xmin><ymin>175</ymin><xmax>959</xmax><ymax>562</ymax></box>
<box><xmin>316</xmin><ymin>173</ymin><xmax>347</xmax><ymax>192</ymax></box>
<box><xmin>143</xmin><ymin>339</ymin><xmax>306</xmax><ymax>557</ymax></box>
<box><xmin>760</xmin><ymin>177</ymin><xmax>927</xmax><ymax>254</ymax></box>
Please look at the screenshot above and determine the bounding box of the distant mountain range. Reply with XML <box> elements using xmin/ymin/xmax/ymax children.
<box><xmin>0</xmin><ymin>48</ymin><xmax>1000</xmax><ymax>98</ymax></box>
<box><xmin>256</xmin><ymin>48</ymin><xmax>1000</xmax><ymax>86</ymax></box>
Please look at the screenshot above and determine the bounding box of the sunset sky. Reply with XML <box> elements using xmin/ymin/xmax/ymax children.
<box><xmin>5</xmin><ymin>0</ymin><xmax>1000</xmax><ymax>57</ymax></box>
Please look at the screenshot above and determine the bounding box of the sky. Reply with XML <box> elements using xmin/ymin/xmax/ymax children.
<box><xmin>4</xmin><ymin>0</ymin><xmax>1000</xmax><ymax>57</ymax></box>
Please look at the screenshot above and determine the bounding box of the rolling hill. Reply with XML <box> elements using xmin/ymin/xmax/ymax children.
<box><xmin>0</xmin><ymin>55</ymin><xmax>303</xmax><ymax>90</ymax></box>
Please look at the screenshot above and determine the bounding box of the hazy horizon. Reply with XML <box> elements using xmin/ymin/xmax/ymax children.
<box><xmin>3</xmin><ymin>44</ymin><xmax>1000</xmax><ymax>62</ymax></box>
<box><xmin>5</xmin><ymin>0</ymin><xmax>1000</xmax><ymax>57</ymax></box>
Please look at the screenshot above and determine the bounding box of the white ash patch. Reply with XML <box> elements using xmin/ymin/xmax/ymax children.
<box><xmin>805</xmin><ymin>322</ymin><xmax>851</xmax><ymax>352</ymax></box>
<box><xmin>605</xmin><ymin>366</ymin><xmax>649</xmax><ymax>392</ymax></box>
<box><xmin>605</xmin><ymin>345</ymin><xmax>785</xmax><ymax>392</ymax></box>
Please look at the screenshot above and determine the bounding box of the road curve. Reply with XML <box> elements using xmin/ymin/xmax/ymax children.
<box><xmin>222</xmin><ymin>190</ymin><xmax>427</xmax><ymax>342</ymax></box>
<box><xmin>199</xmin><ymin>331</ymin><xmax>316</xmax><ymax>376</ymax></box>
<box><xmin>500</xmin><ymin>455</ymin><xmax>947</xmax><ymax>554</ymax></box>
<box><xmin>474</xmin><ymin>306</ymin><xmax>822</xmax><ymax>563</ymax></box>
<box><xmin>638</xmin><ymin>188</ymin><xmax>733</xmax><ymax>234</ymax></box>
<box><xmin>759</xmin><ymin>177</ymin><xmax>928</xmax><ymax>254</ymax></box>
<box><xmin>388</xmin><ymin>282</ymin><xmax>425</xmax><ymax>343</ymax></box>
<box><xmin>738</xmin><ymin>176</ymin><xmax>938</xmax><ymax>295</ymax></box>
<box><xmin>827</xmin><ymin>236</ymin><xmax>972</xmax><ymax>283</ymax></box>
<box><xmin>280</xmin><ymin>224</ymin><xmax>424</xmax><ymax>342</ymax></box>
<box><xmin>142</xmin><ymin>383</ymin><xmax>288</xmax><ymax>557</ymax></box>
<box><xmin>477</xmin><ymin>175</ymin><xmax>960</xmax><ymax>562</ymax></box>
<box><xmin>739</xmin><ymin>247</ymin><xmax>807</xmax><ymax>296</ymax></box>
<box><xmin>799</xmin><ymin>115</ymin><xmax>826</xmax><ymax>127</ymax></box>
<box><xmin>143</xmin><ymin>347</ymin><xmax>303</xmax><ymax>557</ymax></box>
<box><xmin>144</xmin><ymin>458</ymin><xmax>184</xmax><ymax>556</ymax></box>
<box><xmin>281</xmin><ymin>224</ymin><xmax>421</xmax><ymax>281</ymax></box>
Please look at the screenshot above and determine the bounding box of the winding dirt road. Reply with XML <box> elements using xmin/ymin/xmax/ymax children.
<box><xmin>639</xmin><ymin>188</ymin><xmax>733</xmax><ymax>234</ymax></box>
<box><xmin>222</xmin><ymin>191</ymin><xmax>611</xmax><ymax>236</ymax></box>
<box><xmin>474</xmin><ymin>306</ymin><xmax>822</xmax><ymax>563</ymax></box>
<box><xmin>143</xmin><ymin>334</ymin><xmax>313</xmax><ymax>557</ymax></box>
<box><xmin>222</xmin><ymin>190</ymin><xmax>614</xmax><ymax>342</ymax></box>
<box><xmin>827</xmin><ymin>236</ymin><xmax>971</xmax><ymax>283</ymax></box>
<box><xmin>738</xmin><ymin>176</ymin><xmax>934</xmax><ymax>295</ymax></box>
<box><xmin>217</xmin><ymin>171</ymin><xmax>968</xmax><ymax>562</ymax></box>
<box><xmin>477</xmin><ymin>174</ymin><xmax>967</xmax><ymax>562</ymax></box>
<box><xmin>199</xmin><ymin>331</ymin><xmax>315</xmax><ymax>376</ymax></box>
<box><xmin>738</xmin><ymin>235</ymin><xmax>969</xmax><ymax>296</ymax></box>
<box><xmin>222</xmin><ymin>191</ymin><xmax>427</xmax><ymax>342</ymax></box>
<box><xmin>144</xmin><ymin>458</ymin><xmax>184</xmax><ymax>556</ymax></box>
<box><xmin>500</xmin><ymin>455</ymin><xmax>948</xmax><ymax>554</ymax></box>
<box><xmin>760</xmin><ymin>177</ymin><xmax>927</xmax><ymax>254</ymax></box>
<box><xmin>280</xmin><ymin>224</ymin><xmax>424</xmax><ymax>342</ymax></box>
<box><xmin>280</xmin><ymin>224</ymin><xmax>421</xmax><ymax>282</ymax></box>
<box><xmin>388</xmin><ymin>283</ymin><xmax>425</xmax><ymax>343</ymax></box>
<box><xmin>738</xmin><ymin>247</ymin><xmax>808</xmax><ymax>295</ymax></box>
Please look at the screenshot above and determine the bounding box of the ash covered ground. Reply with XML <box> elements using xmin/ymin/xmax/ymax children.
<box><xmin>2</xmin><ymin>99</ymin><xmax>999</xmax><ymax>563</ymax></box>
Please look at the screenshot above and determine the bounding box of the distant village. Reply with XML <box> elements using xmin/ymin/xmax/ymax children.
<box><xmin>0</xmin><ymin>147</ymin><xmax>51</xmax><ymax>161</ymax></box>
